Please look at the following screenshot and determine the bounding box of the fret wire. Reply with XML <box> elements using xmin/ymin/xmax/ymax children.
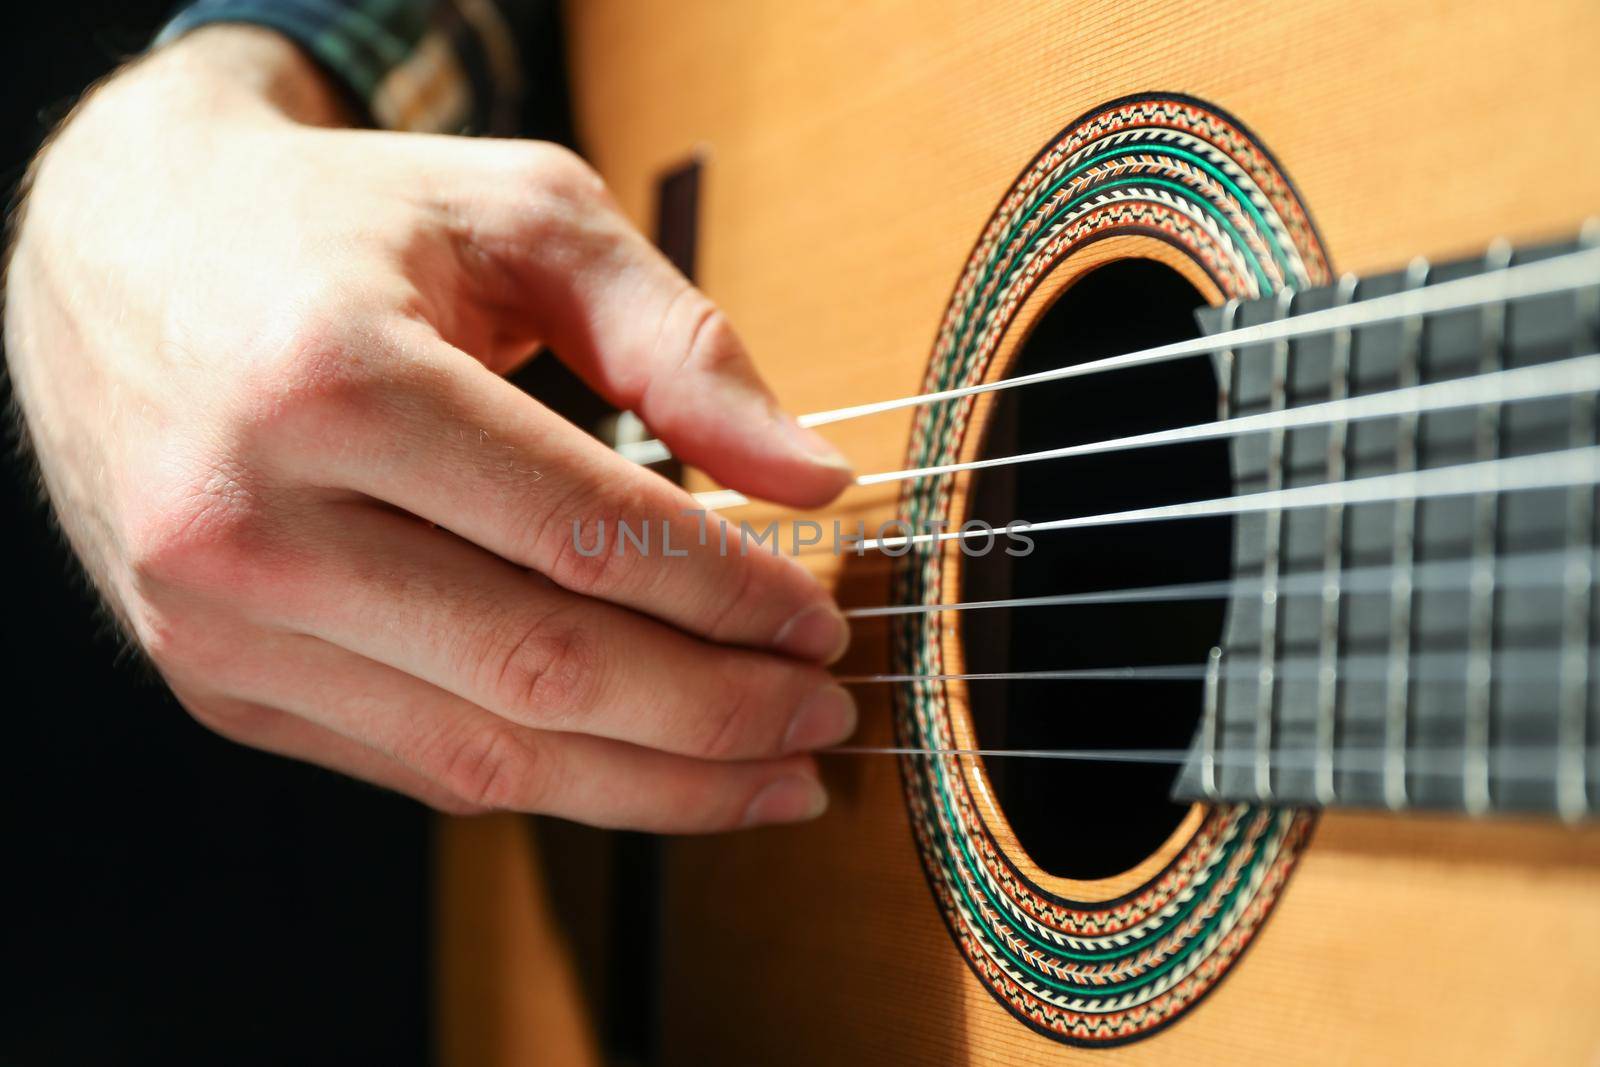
<box><xmin>1383</xmin><ymin>258</ymin><xmax>1431</xmax><ymax>810</ymax></box>
<box><xmin>1464</xmin><ymin>240</ymin><xmax>1513</xmax><ymax>815</ymax></box>
<box><xmin>1254</xmin><ymin>288</ymin><xmax>1295</xmax><ymax>801</ymax></box>
<box><xmin>1215</xmin><ymin>298</ymin><xmax>1241</xmax><ymax>422</ymax></box>
<box><xmin>1557</xmin><ymin>403</ymin><xmax>1596</xmax><ymax>822</ymax></box>
<box><xmin>1315</xmin><ymin>274</ymin><xmax>1359</xmax><ymax>805</ymax></box>
<box><xmin>1208</xmin><ymin>299</ymin><xmax>1239</xmax><ymax>802</ymax></box>
<box><xmin>1201</xmin><ymin>646</ymin><xmax>1223</xmax><ymax>800</ymax></box>
<box><xmin>1559</xmin><ymin>221</ymin><xmax>1600</xmax><ymax>821</ymax></box>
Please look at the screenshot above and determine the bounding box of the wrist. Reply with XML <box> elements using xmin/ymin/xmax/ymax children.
<box><xmin>10</xmin><ymin>25</ymin><xmax>344</xmax><ymax>265</ymax></box>
<box><xmin>112</xmin><ymin>24</ymin><xmax>354</xmax><ymax>129</ymax></box>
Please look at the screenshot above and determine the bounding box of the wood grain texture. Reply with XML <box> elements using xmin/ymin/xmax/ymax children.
<box><xmin>443</xmin><ymin>1</ymin><xmax>1600</xmax><ymax>1063</ymax></box>
<box><xmin>435</xmin><ymin>815</ymin><xmax>602</xmax><ymax>1067</ymax></box>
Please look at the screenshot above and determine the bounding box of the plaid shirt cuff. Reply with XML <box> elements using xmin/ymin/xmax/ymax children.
<box><xmin>154</xmin><ymin>0</ymin><xmax>523</xmax><ymax>134</ymax></box>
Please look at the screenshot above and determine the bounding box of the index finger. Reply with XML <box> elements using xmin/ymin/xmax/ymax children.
<box><xmin>423</xmin><ymin>139</ymin><xmax>855</xmax><ymax>508</ymax></box>
<box><xmin>299</xmin><ymin>328</ymin><xmax>850</xmax><ymax>663</ymax></box>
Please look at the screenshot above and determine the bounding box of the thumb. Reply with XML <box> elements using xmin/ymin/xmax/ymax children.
<box><xmin>433</xmin><ymin>139</ymin><xmax>854</xmax><ymax>509</ymax></box>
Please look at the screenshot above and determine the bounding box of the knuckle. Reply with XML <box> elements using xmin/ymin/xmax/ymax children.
<box><xmin>136</xmin><ymin>614</ymin><xmax>272</xmax><ymax>702</ymax></box>
<box><xmin>638</xmin><ymin>295</ymin><xmax>753</xmax><ymax>426</ymax></box>
<box><xmin>694</xmin><ymin>662</ymin><xmax>763</xmax><ymax>759</ymax></box>
<box><xmin>516</xmin><ymin>142</ymin><xmax>608</xmax><ymax>206</ymax></box>
<box><xmin>492</xmin><ymin>144</ymin><xmax>625</xmax><ymax>259</ymax></box>
<box><xmin>489</xmin><ymin>614</ymin><xmax>603</xmax><ymax>724</ymax></box>
<box><xmin>123</xmin><ymin>465</ymin><xmax>273</xmax><ymax>596</ymax></box>
<box><xmin>542</xmin><ymin>522</ymin><xmax>624</xmax><ymax>598</ymax></box>
<box><xmin>244</xmin><ymin>315</ymin><xmax>374</xmax><ymax>427</ymax></box>
<box><xmin>700</xmin><ymin>558</ymin><xmax>762</xmax><ymax>644</ymax></box>
<box><xmin>430</xmin><ymin>724</ymin><xmax>550</xmax><ymax>812</ymax></box>
<box><xmin>540</xmin><ymin>548</ymin><xmax>608</xmax><ymax>604</ymax></box>
<box><xmin>129</xmin><ymin>606</ymin><xmax>183</xmax><ymax>666</ymax></box>
<box><xmin>680</xmin><ymin>303</ymin><xmax>746</xmax><ymax>379</ymax></box>
<box><xmin>236</xmin><ymin>309</ymin><xmax>428</xmax><ymax>443</ymax></box>
<box><xmin>131</xmin><ymin>604</ymin><xmax>213</xmax><ymax>675</ymax></box>
<box><xmin>232</xmin><ymin>310</ymin><xmax>450</xmax><ymax>470</ymax></box>
<box><xmin>184</xmin><ymin>697</ymin><xmax>278</xmax><ymax>745</ymax></box>
<box><xmin>534</xmin><ymin>488</ymin><xmax>657</xmax><ymax>602</ymax></box>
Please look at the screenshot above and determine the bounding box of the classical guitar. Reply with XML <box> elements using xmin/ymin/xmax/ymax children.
<box><xmin>436</xmin><ymin>2</ymin><xmax>1600</xmax><ymax>1063</ymax></box>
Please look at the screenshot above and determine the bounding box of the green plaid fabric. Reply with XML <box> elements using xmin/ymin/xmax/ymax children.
<box><xmin>155</xmin><ymin>0</ymin><xmax>524</xmax><ymax>134</ymax></box>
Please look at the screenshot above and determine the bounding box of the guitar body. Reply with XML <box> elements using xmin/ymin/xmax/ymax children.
<box><xmin>441</xmin><ymin>3</ymin><xmax>1600</xmax><ymax>1063</ymax></box>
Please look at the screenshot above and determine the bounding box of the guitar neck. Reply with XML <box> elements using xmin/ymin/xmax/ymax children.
<box><xmin>1173</xmin><ymin>234</ymin><xmax>1600</xmax><ymax>817</ymax></box>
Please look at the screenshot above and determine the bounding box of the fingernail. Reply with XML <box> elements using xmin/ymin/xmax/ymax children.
<box><xmin>774</xmin><ymin>603</ymin><xmax>851</xmax><ymax>664</ymax></box>
<box><xmin>775</xmin><ymin>413</ymin><xmax>853</xmax><ymax>473</ymax></box>
<box><xmin>782</xmin><ymin>684</ymin><xmax>857</xmax><ymax>752</ymax></box>
<box><xmin>742</xmin><ymin>774</ymin><xmax>828</xmax><ymax>827</ymax></box>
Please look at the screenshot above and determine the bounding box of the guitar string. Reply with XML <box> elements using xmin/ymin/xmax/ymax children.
<box><xmin>652</xmin><ymin>261</ymin><xmax>1600</xmax><ymax>783</ymax></box>
<box><xmin>844</xmin><ymin>445</ymin><xmax>1600</xmax><ymax>552</ymax></box>
<box><xmin>690</xmin><ymin>352</ymin><xmax>1600</xmax><ymax>511</ymax></box>
<box><xmin>835</xmin><ymin>649</ymin><xmax>1578</xmax><ymax>686</ymax></box>
<box><xmin>820</xmin><ymin>744</ymin><xmax>1592</xmax><ymax>782</ymax></box>
<box><xmin>839</xmin><ymin>548</ymin><xmax>1586</xmax><ymax>619</ymax></box>
<box><xmin>637</xmin><ymin>254</ymin><xmax>1597</xmax><ymax>779</ymax></box>
<box><xmin>618</xmin><ymin>245</ymin><xmax>1600</xmax><ymax>467</ymax></box>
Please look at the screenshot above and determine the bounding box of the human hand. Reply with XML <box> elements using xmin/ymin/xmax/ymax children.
<box><xmin>4</xmin><ymin>26</ymin><xmax>856</xmax><ymax>830</ymax></box>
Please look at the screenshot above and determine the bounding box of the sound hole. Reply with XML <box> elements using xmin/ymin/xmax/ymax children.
<box><xmin>960</xmin><ymin>259</ymin><xmax>1230</xmax><ymax>880</ymax></box>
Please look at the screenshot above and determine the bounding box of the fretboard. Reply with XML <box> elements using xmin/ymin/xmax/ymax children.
<box><xmin>1171</xmin><ymin>234</ymin><xmax>1600</xmax><ymax>818</ymax></box>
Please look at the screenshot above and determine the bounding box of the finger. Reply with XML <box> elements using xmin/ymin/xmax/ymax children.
<box><xmin>171</xmin><ymin>686</ymin><xmax>486</xmax><ymax>814</ymax></box>
<box><xmin>299</xmin><ymin>326</ymin><xmax>850</xmax><ymax>663</ymax></box>
<box><xmin>202</xmin><ymin>631</ymin><xmax>829</xmax><ymax>831</ymax></box>
<box><xmin>255</xmin><ymin>502</ymin><xmax>856</xmax><ymax>761</ymax></box>
<box><xmin>421</xmin><ymin>138</ymin><xmax>853</xmax><ymax>507</ymax></box>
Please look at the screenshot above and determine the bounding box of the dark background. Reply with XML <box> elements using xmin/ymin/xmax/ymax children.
<box><xmin>1</xmin><ymin>5</ymin><xmax>433</xmax><ymax>1064</ymax></box>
